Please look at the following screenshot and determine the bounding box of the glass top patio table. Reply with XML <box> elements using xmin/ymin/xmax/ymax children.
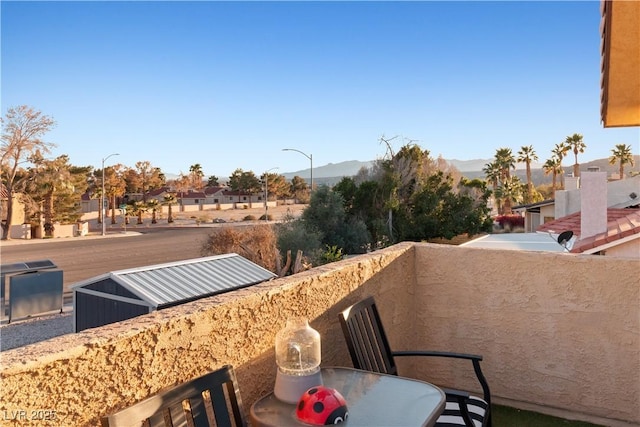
<box><xmin>250</xmin><ymin>367</ymin><xmax>446</xmax><ymax>427</ymax></box>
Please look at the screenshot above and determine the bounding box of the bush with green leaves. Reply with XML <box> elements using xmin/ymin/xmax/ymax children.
<box><xmin>301</xmin><ymin>187</ymin><xmax>371</xmax><ymax>255</ymax></box>
<box><xmin>275</xmin><ymin>219</ymin><xmax>323</xmax><ymax>266</ymax></box>
<box><xmin>321</xmin><ymin>245</ymin><xmax>344</xmax><ymax>264</ymax></box>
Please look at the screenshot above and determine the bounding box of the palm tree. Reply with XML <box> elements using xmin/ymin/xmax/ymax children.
<box><xmin>26</xmin><ymin>155</ymin><xmax>74</xmax><ymax>238</ymax></box>
<box><xmin>189</xmin><ymin>163</ymin><xmax>205</xmax><ymax>190</ymax></box>
<box><xmin>543</xmin><ymin>156</ymin><xmax>563</xmax><ymax>195</ymax></box>
<box><xmin>483</xmin><ymin>161</ymin><xmax>502</xmax><ymax>214</ymax></box>
<box><xmin>494</xmin><ymin>148</ymin><xmax>516</xmax><ymax>180</ymax></box>
<box><xmin>517</xmin><ymin>145</ymin><xmax>538</xmax><ymax>204</ymax></box>
<box><xmin>564</xmin><ymin>133</ymin><xmax>586</xmax><ymax>178</ymax></box>
<box><xmin>552</xmin><ymin>143</ymin><xmax>570</xmax><ymax>189</ymax></box>
<box><xmin>495</xmin><ymin>176</ymin><xmax>524</xmax><ymax>215</ymax></box>
<box><xmin>132</xmin><ymin>200</ymin><xmax>148</xmax><ymax>225</ymax></box>
<box><xmin>147</xmin><ymin>199</ymin><xmax>160</xmax><ymax>224</ymax></box>
<box><xmin>163</xmin><ymin>193</ymin><xmax>176</xmax><ymax>223</ymax></box>
<box><xmin>608</xmin><ymin>144</ymin><xmax>635</xmax><ymax>180</ymax></box>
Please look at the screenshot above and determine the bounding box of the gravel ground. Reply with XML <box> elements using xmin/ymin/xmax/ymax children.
<box><xmin>0</xmin><ymin>308</ymin><xmax>73</xmax><ymax>352</ymax></box>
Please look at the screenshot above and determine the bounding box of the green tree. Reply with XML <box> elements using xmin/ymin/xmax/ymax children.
<box><xmin>125</xmin><ymin>161</ymin><xmax>164</xmax><ymax>202</ymax></box>
<box><xmin>552</xmin><ymin>142</ymin><xmax>570</xmax><ymax>189</ymax></box>
<box><xmin>396</xmin><ymin>172</ymin><xmax>492</xmax><ymax>241</ymax></box>
<box><xmin>564</xmin><ymin>133</ymin><xmax>586</xmax><ymax>178</ymax></box>
<box><xmin>24</xmin><ymin>155</ymin><xmax>77</xmax><ymax>237</ymax></box>
<box><xmin>372</xmin><ymin>143</ymin><xmax>433</xmax><ymax>242</ymax></box>
<box><xmin>488</xmin><ymin>148</ymin><xmax>516</xmax><ymax>214</ymax></box>
<box><xmin>337</xmin><ymin>142</ymin><xmax>492</xmax><ymax>246</ymax></box>
<box><xmin>495</xmin><ymin>176</ymin><xmax>524</xmax><ymax>214</ymax></box>
<box><xmin>517</xmin><ymin>145</ymin><xmax>538</xmax><ymax>204</ymax></box>
<box><xmin>609</xmin><ymin>143</ymin><xmax>635</xmax><ymax>180</ymax></box>
<box><xmin>0</xmin><ymin>105</ymin><xmax>56</xmax><ymax>240</ymax></box>
<box><xmin>206</xmin><ymin>175</ymin><xmax>220</xmax><ymax>187</ymax></box>
<box><xmin>262</xmin><ymin>172</ymin><xmax>287</xmax><ymax>202</ymax></box>
<box><xmin>543</xmin><ymin>156</ymin><xmax>562</xmax><ymax>195</ymax></box>
<box><xmin>228</xmin><ymin>169</ymin><xmax>260</xmax><ymax>203</ymax></box>
<box><xmin>483</xmin><ymin>161</ymin><xmax>502</xmax><ymax>214</ymax></box>
<box><xmin>289</xmin><ymin>176</ymin><xmax>309</xmax><ymax>203</ymax></box>
<box><xmin>301</xmin><ymin>186</ymin><xmax>370</xmax><ymax>255</ymax></box>
<box><xmin>333</xmin><ymin>177</ymin><xmax>359</xmax><ymax>214</ymax></box>
<box><xmin>495</xmin><ymin>147</ymin><xmax>516</xmax><ymax>180</ymax></box>
<box><xmin>275</xmin><ymin>218</ymin><xmax>323</xmax><ymax>267</ymax></box>
<box><xmin>353</xmin><ymin>180</ymin><xmax>389</xmax><ymax>248</ymax></box>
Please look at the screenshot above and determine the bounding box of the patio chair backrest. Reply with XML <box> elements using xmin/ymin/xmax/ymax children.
<box><xmin>338</xmin><ymin>295</ymin><xmax>398</xmax><ymax>375</ymax></box>
<box><xmin>100</xmin><ymin>364</ymin><xmax>247</xmax><ymax>427</ymax></box>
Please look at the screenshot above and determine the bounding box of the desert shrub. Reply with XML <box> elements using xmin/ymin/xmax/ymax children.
<box><xmin>275</xmin><ymin>220</ymin><xmax>323</xmax><ymax>266</ymax></box>
<box><xmin>243</xmin><ymin>215</ymin><xmax>257</xmax><ymax>221</ymax></box>
<box><xmin>201</xmin><ymin>225</ymin><xmax>278</xmax><ymax>273</ymax></box>
<box><xmin>321</xmin><ymin>245</ymin><xmax>344</xmax><ymax>264</ymax></box>
<box><xmin>259</xmin><ymin>214</ymin><xmax>274</xmax><ymax>221</ymax></box>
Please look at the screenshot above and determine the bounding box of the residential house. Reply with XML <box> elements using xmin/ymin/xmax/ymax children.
<box><xmin>511</xmin><ymin>199</ymin><xmax>555</xmax><ymax>232</ymax></box>
<box><xmin>513</xmin><ymin>175</ymin><xmax>640</xmax><ymax>233</ymax></box>
<box><xmin>537</xmin><ymin>172</ymin><xmax>640</xmax><ymax>258</ymax></box>
<box><xmin>203</xmin><ymin>186</ymin><xmax>226</xmax><ymax>205</ymax></box>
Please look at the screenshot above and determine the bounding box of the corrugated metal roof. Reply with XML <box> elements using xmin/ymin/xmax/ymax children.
<box><xmin>72</xmin><ymin>254</ymin><xmax>276</xmax><ymax>308</ymax></box>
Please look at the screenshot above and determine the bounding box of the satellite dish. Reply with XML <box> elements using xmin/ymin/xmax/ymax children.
<box><xmin>557</xmin><ymin>230</ymin><xmax>574</xmax><ymax>248</ymax></box>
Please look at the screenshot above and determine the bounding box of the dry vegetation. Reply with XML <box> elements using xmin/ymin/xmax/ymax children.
<box><xmin>200</xmin><ymin>224</ymin><xmax>308</xmax><ymax>277</ymax></box>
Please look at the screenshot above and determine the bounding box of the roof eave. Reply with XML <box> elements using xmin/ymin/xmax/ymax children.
<box><xmin>600</xmin><ymin>0</ymin><xmax>640</xmax><ymax>127</ymax></box>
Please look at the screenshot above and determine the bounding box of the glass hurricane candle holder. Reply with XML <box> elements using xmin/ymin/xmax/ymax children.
<box><xmin>274</xmin><ymin>317</ymin><xmax>323</xmax><ymax>403</ymax></box>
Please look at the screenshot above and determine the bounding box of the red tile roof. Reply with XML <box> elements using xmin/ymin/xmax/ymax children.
<box><xmin>537</xmin><ymin>208</ymin><xmax>640</xmax><ymax>253</ymax></box>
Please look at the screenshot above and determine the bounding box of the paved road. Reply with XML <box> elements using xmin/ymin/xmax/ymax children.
<box><xmin>1</xmin><ymin>227</ymin><xmax>217</xmax><ymax>297</ymax></box>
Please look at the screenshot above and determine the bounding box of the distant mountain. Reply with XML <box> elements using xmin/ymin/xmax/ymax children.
<box><xmin>447</xmin><ymin>159</ymin><xmax>492</xmax><ymax>172</ymax></box>
<box><xmin>281</xmin><ymin>160</ymin><xmax>373</xmax><ymax>180</ymax></box>
<box><xmin>168</xmin><ymin>156</ymin><xmax>639</xmax><ymax>187</ymax></box>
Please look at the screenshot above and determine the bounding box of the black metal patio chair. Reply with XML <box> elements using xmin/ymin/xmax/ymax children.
<box><xmin>339</xmin><ymin>296</ymin><xmax>492</xmax><ymax>427</ymax></box>
<box><xmin>100</xmin><ymin>364</ymin><xmax>247</xmax><ymax>427</ymax></box>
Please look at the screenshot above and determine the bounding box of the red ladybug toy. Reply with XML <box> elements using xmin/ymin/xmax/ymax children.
<box><xmin>296</xmin><ymin>386</ymin><xmax>349</xmax><ymax>425</ymax></box>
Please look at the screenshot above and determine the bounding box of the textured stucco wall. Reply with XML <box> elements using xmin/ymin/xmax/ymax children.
<box><xmin>2</xmin><ymin>241</ymin><xmax>638</xmax><ymax>426</ymax></box>
<box><xmin>604</xmin><ymin>238</ymin><xmax>640</xmax><ymax>258</ymax></box>
<box><xmin>410</xmin><ymin>243</ymin><xmax>639</xmax><ymax>425</ymax></box>
<box><xmin>0</xmin><ymin>243</ymin><xmax>415</xmax><ymax>426</ymax></box>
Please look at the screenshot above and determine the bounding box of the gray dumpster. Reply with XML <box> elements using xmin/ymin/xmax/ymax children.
<box><xmin>0</xmin><ymin>259</ymin><xmax>63</xmax><ymax>323</ymax></box>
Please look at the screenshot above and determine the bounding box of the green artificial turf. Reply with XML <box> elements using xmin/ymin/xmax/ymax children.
<box><xmin>492</xmin><ymin>405</ymin><xmax>604</xmax><ymax>427</ymax></box>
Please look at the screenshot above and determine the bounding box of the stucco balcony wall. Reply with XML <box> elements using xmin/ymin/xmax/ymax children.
<box><xmin>0</xmin><ymin>243</ymin><xmax>415</xmax><ymax>426</ymax></box>
<box><xmin>408</xmin><ymin>243</ymin><xmax>639</xmax><ymax>426</ymax></box>
<box><xmin>1</xmin><ymin>242</ymin><xmax>638</xmax><ymax>426</ymax></box>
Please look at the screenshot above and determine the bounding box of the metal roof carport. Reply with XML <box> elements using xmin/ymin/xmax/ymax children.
<box><xmin>72</xmin><ymin>253</ymin><xmax>277</xmax><ymax>332</ymax></box>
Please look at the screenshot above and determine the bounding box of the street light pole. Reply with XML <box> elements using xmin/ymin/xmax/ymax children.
<box><xmin>282</xmin><ymin>148</ymin><xmax>313</xmax><ymax>193</ymax></box>
<box><xmin>101</xmin><ymin>153</ymin><xmax>120</xmax><ymax>236</ymax></box>
<box><xmin>264</xmin><ymin>167</ymin><xmax>279</xmax><ymax>221</ymax></box>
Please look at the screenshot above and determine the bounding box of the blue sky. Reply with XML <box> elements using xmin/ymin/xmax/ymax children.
<box><xmin>2</xmin><ymin>1</ymin><xmax>638</xmax><ymax>178</ymax></box>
